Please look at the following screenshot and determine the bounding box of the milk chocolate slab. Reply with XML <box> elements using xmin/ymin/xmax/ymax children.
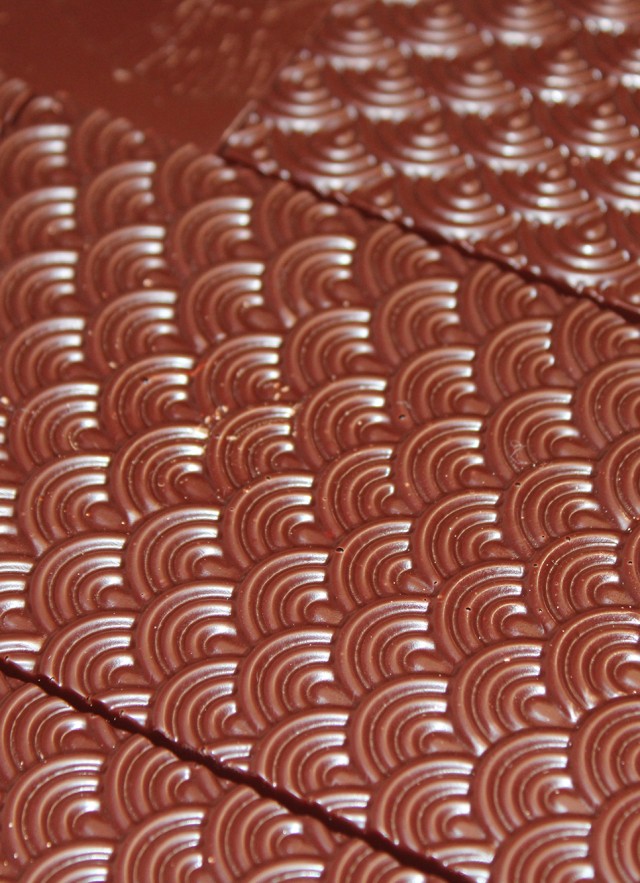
<box><xmin>0</xmin><ymin>672</ymin><xmax>433</xmax><ymax>881</ymax></box>
<box><xmin>1</xmin><ymin>79</ymin><xmax>640</xmax><ymax>883</ymax></box>
<box><xmin>226</xmin><ymin>0</ymin><xmax>640</xmax><ymax>313</ymax></box>
<box><xmin>0</xmin><ymin>0</ymin><xmax>329</xmax><ymax>148</ymax></box>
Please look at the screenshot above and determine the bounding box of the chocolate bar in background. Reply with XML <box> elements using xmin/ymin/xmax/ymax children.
<box><xmin>0</xmin><ymin>0</ymin><xmax>330</xmax><ymax>148</ymax></box>
<box><xmin>226</xmin><ymin>0</ymin><xmax>640</xmax><ymax>314</ymax></box>
<box><xmin>0</xmin><ymin>79</ymin><xmax>639</xmax><ymax>882</ymax></box>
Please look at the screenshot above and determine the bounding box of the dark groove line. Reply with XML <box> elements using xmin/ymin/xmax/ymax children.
<box><xmin>221</xmin><ymin>146</ymin><xmax>640</xmax><ymax>331</ymax></box>
<box><xmin>0</xmin><ymin>655</ymin><xmax>472</xmax><ymax>883</ymax></box>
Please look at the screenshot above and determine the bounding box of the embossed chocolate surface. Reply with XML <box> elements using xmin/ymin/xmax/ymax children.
<box><xmin>0</xmin><ymin>0</ymin><xmax>329</xmax><ymax>147</ymax></box>
<box><xmin>2</xmin><ymin>77</ymin><xmax>640</xmax><ymax>883</ymax></box>
<box><xmin>0</xmin><ymin>673</ymin><xmax>432</xmax><ymax>881</ymax></box>
<box><xmin>226</xmin><ymin>0</ymin><xmax>640</xmax><ymax>313</ymax></box>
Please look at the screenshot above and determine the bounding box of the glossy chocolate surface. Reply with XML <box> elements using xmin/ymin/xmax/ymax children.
<box><xmin>0</xmin><ymin>672</ymin><xmax>431</xmax><ymax>882</ymax></box>
<box><xmin>226</xmin><ymin>0</ymin><xmax>640</xmax><ymax>313</ymax></box>
<box><xmin>0</xmin><ymin>0</ymin><xmax>329</xmax><ymax>147</ymax></box>
<box><xmin>0</xmin><ymin>76</ymin><xmax>640</xmax><ymax>882</ymax></box>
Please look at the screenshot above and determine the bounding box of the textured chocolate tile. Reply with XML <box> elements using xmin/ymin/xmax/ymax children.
<box><xmin>1</xmin><ymin>78</ymin><xmax>640</xmax><ymax>882</ymax></box>
<box><xmin>225</xmin><ymin>0</ymin><xmax>640</xmax><ymax>314</ymax></box>
<box><xmin>0</xmin><ymin>0</ymin><xmax>330</xmax><ymax>148</ymax></box>
<box><xmin>0</xmin><ymin>672</ymin><xmax>433</xmax><ymax>882</ymax></box>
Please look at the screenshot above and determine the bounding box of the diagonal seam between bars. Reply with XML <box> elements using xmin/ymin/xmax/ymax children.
<box><xmin>222</xmin><ymin>147</ymin><xmax>640</xmax><ymax>331</ymax></box>
<box><xmin>0</xmin><ymin>654</ymin><xmax>473</xmax><ymax>883</ymax></box>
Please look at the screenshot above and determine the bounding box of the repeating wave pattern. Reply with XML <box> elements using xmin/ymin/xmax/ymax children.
<box><xmin>226</xmin><ymin>0</ymin><xmax>640</xmax><ymax>313</ymax></box>
<box><xmin>1</xmin><ymin>79</ymin><xmax>640</xmax><ymax>882</ymax></box>
<box><xmin>0</xmin><ymin>673</ymin><xmax>428</xmax><ymax>882</ymax></box>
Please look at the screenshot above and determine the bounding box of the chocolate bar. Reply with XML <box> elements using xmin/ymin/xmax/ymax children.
<box><xmin>226</xmin><ymin>0</ymin><xmax>640</xmax><ymax>313</ymax></box>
